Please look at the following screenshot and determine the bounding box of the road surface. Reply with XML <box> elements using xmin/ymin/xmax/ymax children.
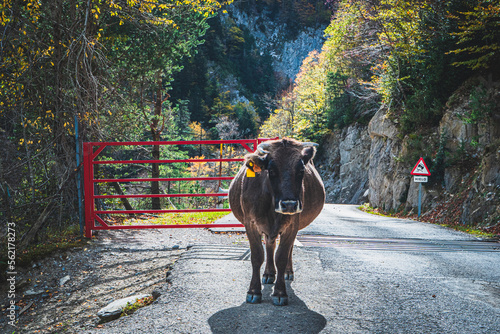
<box><xmin>88</xmin><ymin>204</ymin><xmax>500</xmax><ymax>334</ymax></box>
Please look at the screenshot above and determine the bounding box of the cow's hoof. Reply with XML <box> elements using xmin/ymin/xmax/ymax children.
<box><xmin>246</xmin><ymin>293</ymin><xmax>262</xmax><ymax>304</ymax></box>
<box><xmin>262</xmin><ymin>274</ymin><xmax>275</xmax><ymax>284</ymax></box>
<box><xmin>284</xmin><ymin>272</ymin><xmax>294</xmax><ymax>281</ymax></box>
<box><xmin>272</xmin><ymin>295</ymin><xmax>289</xmax><ymax>306</ymax></box>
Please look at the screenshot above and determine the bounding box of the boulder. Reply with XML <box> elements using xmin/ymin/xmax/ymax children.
<box><xmin>97</xmin><ymin>294</ymin><xmax>151</xmax><ymax>321</ymax></box>
<box><xmin>24</xmin><ymin>289</ymin><xmax>44</xmax><ymax>296</ymax></box>
<box><xmin>368</xmin><ymin>107</ymin><xmax>399</xmax><ymax>140</ymax></box>
<box><xmin>59</xmin><ymin>275</ymin><xmax>70</xmax><ymax>287</ymax></box>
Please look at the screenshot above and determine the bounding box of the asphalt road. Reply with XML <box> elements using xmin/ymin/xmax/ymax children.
<box><xmin>88</xmin><ymin>204</ymin><xmax>500</xmax><ymax>334</ymax></box>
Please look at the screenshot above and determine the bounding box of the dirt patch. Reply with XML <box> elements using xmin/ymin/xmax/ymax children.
<box><xmin>1</xmin><ymin>227</ymin><xmax>246</xmax><ymax>333</ymax></box>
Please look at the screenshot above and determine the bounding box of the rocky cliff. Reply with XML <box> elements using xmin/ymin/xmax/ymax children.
<box><xmin>317</xmin><ymin>77</ymin><xmax>500</xmax><ymax>230</ymax></box>
<box><xmin>222</xmin><ymin>8</ymin><xmax>326</xmax><ymax>81</ymax></box>
<box><xmin>317</xmin><ymin>124</ymin><xmax>371</xmax><ymax>204</ymax></box>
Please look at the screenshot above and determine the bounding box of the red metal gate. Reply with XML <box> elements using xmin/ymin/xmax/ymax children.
<box><xmin>83</xmin><ymin>139</ymin><xmax>274</xmax><ymax>238</ymax></box>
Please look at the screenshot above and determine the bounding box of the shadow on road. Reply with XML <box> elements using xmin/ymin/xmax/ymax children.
<box><xmin>208</xmin><ymin>284</ymin><xmax>327</xmax><ymax>333</ymax></box>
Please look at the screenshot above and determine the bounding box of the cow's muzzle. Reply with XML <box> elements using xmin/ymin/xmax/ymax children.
<box><xmin>276</xmin><ymin>200</ymin><xmax>302</xmax><ymax>215</ymax></box>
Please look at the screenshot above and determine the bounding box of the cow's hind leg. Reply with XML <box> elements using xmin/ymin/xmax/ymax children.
<box><xmin>246</xmin><ymin>226</ymin><xmax>264</xmax><ymax>304</ymax></box>
<box><xmin>262</xmin><ymin>235</ymin><xmax>276</xmax><ymax>284</ymax></box>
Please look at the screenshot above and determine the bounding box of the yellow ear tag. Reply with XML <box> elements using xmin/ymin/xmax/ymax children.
<box><xmin>246</xmin><ymin>168</ymin><xmax>255</xmax><ymax>177</ymax></box>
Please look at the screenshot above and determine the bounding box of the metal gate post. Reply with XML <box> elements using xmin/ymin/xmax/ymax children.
<box><xmin>83</xmin><ymin>143</ymin><xmax>94</xmax><ymax>238</ymax></box>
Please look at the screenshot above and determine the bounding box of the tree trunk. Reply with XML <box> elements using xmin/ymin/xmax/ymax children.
<box><xmin>151</xmin><ymin>140</ymin><xmax>161</xmax><ymax>209</ymax></box>
<box><xmin>109</xmin><ymin>182</ymin><xmax>134</xmax><ymax>214</ymax></box>
<box><xmin>151</xmin><ymin>71</ymin><xmax>163</xmax><ymax>210</ymax></box>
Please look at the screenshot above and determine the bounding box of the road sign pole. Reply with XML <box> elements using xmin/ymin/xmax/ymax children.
<box><xmin>418</xmin><ymin>183</ymin><xmax>422</xmax><ymax>218</ymax></box>
<box><xmin>411</xmin><ymin>157</ymin><xmax>430</xmax><ymax>219</ymax></box>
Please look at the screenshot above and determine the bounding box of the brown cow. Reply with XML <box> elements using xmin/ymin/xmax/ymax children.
<box><xmin>228</xmin><ymin>138</ymin><xmax>325</xmax><ymax>306</ymax></box>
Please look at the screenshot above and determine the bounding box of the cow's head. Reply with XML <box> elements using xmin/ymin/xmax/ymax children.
<box><xmin>244</xmin><ymin>138</ymin><xmax>317</xmax><ymax>215</ymax></box>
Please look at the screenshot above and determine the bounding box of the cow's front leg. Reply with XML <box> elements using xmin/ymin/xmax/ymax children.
<box><xmin>272</xmin><ymin>225</ymin><xmax>298</xmax><ymax>306</ymax></box>
<box><xmin>246</xmin><ymin>226</ymin><xmax>264</xmax><ymax>304</ymax></box>
<box><xmin>262</xmin><ymin>235</ymin><xmax>276</xmax><ymax>284</ymax></box>
<box><xmin>285</xmin><ymin>244</ymin><xmax>294</xmax><ymax>281</ymax></box>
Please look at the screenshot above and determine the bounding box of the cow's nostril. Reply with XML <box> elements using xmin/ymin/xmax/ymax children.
<box><xmin>285</xmin><ymin>201</ymin><xmax>297</xmax><ymax>211</ymax></box>
<box><xmin>277</xmin><ymin>200</ymin><xmax>302</xmax><ymax>214</ymax></box>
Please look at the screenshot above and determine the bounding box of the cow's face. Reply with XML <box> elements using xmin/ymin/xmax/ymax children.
<box><xmin>245</xmin><ymin>139</ymin><xmax>317</xmax><ymax>215</ymax></box>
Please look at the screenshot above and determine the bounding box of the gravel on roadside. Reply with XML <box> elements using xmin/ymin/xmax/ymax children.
<box><xmin>0</xmin><ymin>227</ymin><xmax>247</xmax><ymax>334</ymax></box>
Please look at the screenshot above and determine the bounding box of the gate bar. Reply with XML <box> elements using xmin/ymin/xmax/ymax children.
<box><xmin>84</xmin><ymin>138</ymin><xmax>277</xmax><ymax>238</ymax></box>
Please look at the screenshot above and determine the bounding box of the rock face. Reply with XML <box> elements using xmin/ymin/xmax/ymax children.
<box><xmin>222</xmin><ymin>6</ymin><xmax>326</xmax><ymax>80</ymax></box>
<box><xmin>319</xmin><ymin>77</ymin><xmax>500</xmax><ymax>227</ymax></box>
<box><xmin>367</xmin><ymin>108</ymin><xmax>410</xmax><ymax>211</ymax></box>
<box><xmin>317</xmin><ymin>124</ymin><xmax>370</xmax><ymax>204</ymax></box>
<box><xmin>435</xmin><ymin>78</ymin><xmax>500</xmax><ymax>226</ymax></box>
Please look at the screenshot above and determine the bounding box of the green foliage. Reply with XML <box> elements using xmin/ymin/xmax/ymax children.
<box><xmin>121</xmin><ymin>297</ymin><xmax>154</xmax><ymax>317</ymax></box>
<box><xmin>0</xmin><ymin>0</ymin><xmax>231</xmax><ymax>243</ymax></box>
<box><xmin>449</xmin><ymin>0</ymin><xmax>500</xmax><ymax>71</ymax></box>
<box><xmin>5</xmin><ymin>225</ymin><xmax>87</xmax><ymax>269</ymax></box>
<box><xmin>462</xmin><ymin>83</ymin><xmax>497</xmax><ymax>124</ymax></box>
<box><xmin>398</xmin><ymin>17</ymin><xmax>470</xmax><ymax>133</ymax></box>
<box><xmin>293</xmin><ymin>51</ymin><xmax>329</xmax><ymax>142</ymax></box>
<box><xmin>145</xmin><ymin>211</ymin><xmax>229</xmax><ymax>226</ymax></box>
<box><xmin>364</xmin><ymin>0</ymin><xmax>469</xmax><ymax>132</ymax></box>
<box><xmin>287</xmin><ymin>0</ymin><xmax>493</xmax><ymax>139</ymax></box>
<box><xmin>168</xmin><ymin>0</ymin><xmax>330</xmax><ymax>138</ymax></box>
<box><xmin>169</xmin><ymin>14</ymin><xmax>281</xmax><ymax>135</ymax></box>
<box><xmin>251</xmin><ymin>0</ymin><xmax>331</xmax><ymax>34</ymax></box>
<box><xmin>227</xmin><ymin>25</ymin><xmax>245</xmax><ymax>58</ymax></box>
<box><xmin>234</xmin><ymin>102</ymin><xmax>260</xmax><ymax>137</ymax></box>
<box><xmin>322</xmin><ymin>0</ymin><xmax>379</xmax><ymax>130</ymax></box>
<box><xmin>438</xmin><ymin>224</ymin><xmax>497</xmax><ymax>238</ymax></box>
<box><xmin>326</xmin><ymin>71</ymin><xmax>354</xmax><ymax>129</ymax></box>
<box><xmin>358</xmin><ymin>203</ymin><xmax>393</xmax><ymax>218</ymax></box>
<box><xmin>260</xmin><ymin>0</ymin><xmax>383</xmax><ymax>140</ymax></box>
<box><xmin>400</xmin><ymin>133</ymin><xmax>435</xmax><ymax>164</ymax></box>
<box><xmin>260</xmin><ymin>49</ymin><xmax>331</xmax><ymax>142</ymax></box>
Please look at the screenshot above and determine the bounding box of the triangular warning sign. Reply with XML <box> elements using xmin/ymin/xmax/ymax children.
<box><xmin>411</xmin><ymin>157</ymin><xmax>431</xmax><ymax>176</ymax></box>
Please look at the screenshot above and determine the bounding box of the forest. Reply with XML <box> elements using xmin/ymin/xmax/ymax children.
<box><xmin>1</xmin><ymin>0</ymin><xmax>499</xmax><ymax>247</ymax></box>
<box><xmin>261</xmin><ymin>0</ymin><xmax>499</xmax><ymax>141</ymax></box>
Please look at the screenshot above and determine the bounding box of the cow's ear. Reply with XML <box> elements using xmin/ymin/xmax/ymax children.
<box><xmin>245</xmin><ymin>153</ymin><xmax>268</xmax><ymax>172</ymax></box>
<box><xmin>301</xmin><ymin>146</ymin><xmax>316</xmax><ymax>165</ymax></box>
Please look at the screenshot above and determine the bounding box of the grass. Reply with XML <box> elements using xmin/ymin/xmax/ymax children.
<box><xmin>1</xmin><ymin>224</ymin><xmax>87</xmax><ymax>270</ymax></box>
<box><xmin>17</xmin><ymin>225</ymin><xmax>88</xmax><ymax>267</ymax></box>
<box><xmin>438</xmin><ymin>224</ymin><xmax>497</xmax><ymax>239</ymax></box>
<box><xmin>121</xmin><ymin>296</ymin><xmax>154</xmax><ymax>317</ymax></box>
<box><xmin>121</xmin><ymin>211</ymin><xmax>230</xmax><ymax>226</ymax></box>
<box><xmin>358</xmin><ymin>203</ymin><xmax>393</xmax><ymax>218</ymax></box>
